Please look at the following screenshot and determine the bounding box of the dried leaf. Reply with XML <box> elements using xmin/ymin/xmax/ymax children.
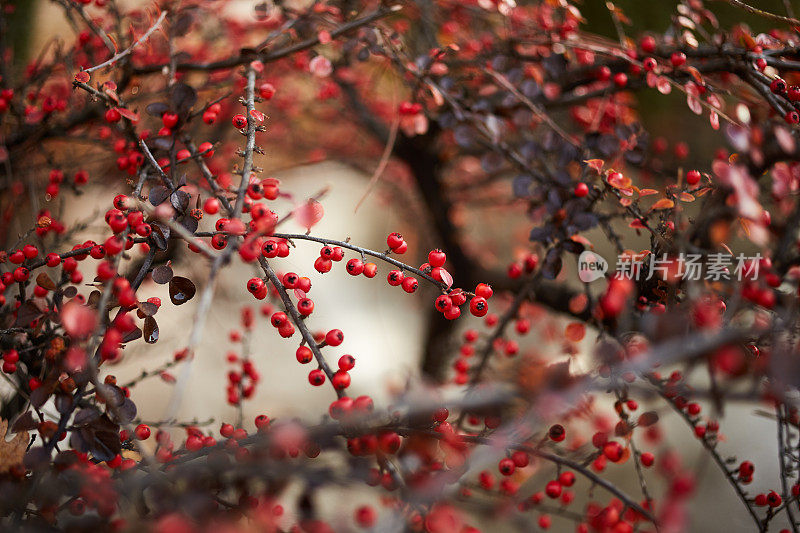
<box><xmin>121</xmin><ymin>327</ymin><xmax>142</xmax><ymax>343</ymax></box>
<box><xmin>36</xmin><ymin>273</ymin><xmax>56</xmax><ymax>291</ymax></box>
<box><xmin>171</xmin><ymin>82</ymin><xmax>197</xmax><ymax>116</ymax></box>
<box><xmin>11</xmin><ymin>412</ymin><xmax>37</xmax><ymax>433</ymax></box>
<box><xmin>151</xmin><ymin>264</ymin><xmax>174</xmax><ymax>284</ymax></box>
<box><xmin>0</xmin><ymin>419</ymin><xmax>29</xmax><ymax>473</ymax></box>
<box><xmin>149</xmin><ymin>185</ymin><xmax>170</xmax><ymax>206</ymax></box>
<box><xmin>637</xmin><ymin>411</ymin><xmax>659</xmax><ymax>427</ymax></box>
<box><xmin>13</xmin><ymin>301</ymin><xmax>44</xmax><ymax>327</ymax></box>
<box><xmin>170</xmin><ymin>190</ymin><xmax>190</xmax><ymax>213</ymax></box>
<box><xmin>146</xmin><ymin>102</ymin><xmax>169</xmax><ymax>117</ymax></box>
<box><xmin>137</xmin><ymin>301</ymin><xmax>158</xmax><ymax>317</ymax></box>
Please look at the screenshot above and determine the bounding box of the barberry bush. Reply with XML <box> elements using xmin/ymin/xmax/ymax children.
<box><xmin>2</xmin><ymin>0</ymin><xmax>800</xmax><ymax>531</ymax></box>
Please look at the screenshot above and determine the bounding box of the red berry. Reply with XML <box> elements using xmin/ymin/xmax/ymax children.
<box><xmin>296</xmin><ymin>346</ymin><xmax>313</xmax><ymax>364</ymax></box>
<box><xmin>469</xmin><ymin>296</ymin><xmax>488</xmax><ymax>317</ymax></box>
<box><xmin>232</xmin><ymin>114</ymin><xmax>247</xmax><ymax>128</ymax></box>
<box><xmin>574</xmin><ymin>182</ymin><xmax>589</xmax><ymax>197</ymax></box>
<box><xmin>255</xmin><ymin>414</ymin><xmax>270</xmax><ymax>430</ymax></box>
<box><xmin>332</xmin><ymin>370</ymin><xmax>350</xmax><ymax>390</ymax></box>
<box><xmin>22</xmin><ymin>245</ymin><xmax>38</xmax><ymax>259</ymax></box>
<box><xmin>386</xmin><ymin>232</ymin><xmax>404</xmax><ymax>249</ymax></box>
<box><xmin>308</xmin><ymin>369</ymin><xmax>326</xmax><ymax>386</ymax></box>
<box><xmin>346</xmin><ymin>258</ymin><xmax>364</xmax><ymax>276</ymax></box>
<box><xmin>13</xmin><ymin>267</ymin><xmax>29</xmax><ymax>283</ymax></box>
<box><xmin>511</xmin><ymin>451</ymin><xmax>529</xmax><ymax>468</ymax></box>
<box><xmin>354</xmin><ymin>505</ymin><xmax>376</xmax><ymax>528</ymax></box>
<box><xmin>325</xmin><ymin>329</ymin><xmax>344</xmax><ymax>346</ymax></box>
<box><xmin>428</xmin><ymin>249</ymin><xmax>446</xmax><ymax>267</ymax></box>
<box><xmin>259</xmin><ymin>83</ymin><xmax>276</xmax><ymax>100</ymax></box>
<box><xmin>362</xmin><ymin>262</ymin><xmax>377</xmax><ymax>278</ymax></box>
<box><xmin>641</xmin><ymin>452</ymin><xmax>655</xmax><ymax>467</ymax></box>
<box><xmin>105</xmin><ymin>108</ymin><xmax>121</xmax><ymax>123</ymax></box>
<box><xmin>558</xmin><ymin>471</ymin><xmax>575</xmax><ymax>487</ymax></box>
<box><xmin>401</xmin><ymin>277</ymin><xmax>418</xmax><ymax>293</ymax></box>
<box><xmin>198</xmin><ymin>141</ymin><xmax>214</xmax><ymax>158</ymax></box>
<box><xmin>435</xmin><ymin>295</ymin><xmax>452</xmax><ymax>312</ymax></box>
<box><xmin>387</xmin><ymin>270</ymin><xmax>404</xmax><ymax>286</ymax></box>
<box><xmin>545</xmin><ymin>480</ymin><xmax>562</xmax><ymax>498</ymax></box>
<box><xmin>338</xmin><ymin>354</ymin><xmax>355</xmax><ymax>371</ymax></box>
<box><xmin>134</xmin><ymin>424</ymin><xmax>151</xmax><ymax>440</ymax></box>
<box><xmin>314</xmin><ymin>256</ymin><xmax>332</xmax><ymax>273</ymax></box>
<box><xmin>771</xmin><ymin>77</ymin><xmax>788</xmax><ymax>95</ymax></box>
<box><xmin>161</xmin><ymin>112</ymin><xmax>179</xmax><ymax>129</ymax></box>
<box><xmin>640</xmin><ymin>35</ymin><xmax>656</xmax><ymax>53</ymax></box>
<box><xmin>686</xmin><ymin>170</ymin><xmax>701</xmax><ymax>186</ymax></box>
<box><xmin>603</xmin><ymin>441</ymin><xmax>624</xmax><ymax>462</ymax></box>
<box><xmin>498</xmin><ymin>458</ymin><xmax>515</xmax><ymax>476</ymax></box>
<box><xmin>548</xmin><ymin>424</ymin><xmax>565</xmax><ymax>442</ymax></box>
<box><xmin>670</xmin><ymin>52</ymin><xmax>686</xmax><ymax>67</ymax></box>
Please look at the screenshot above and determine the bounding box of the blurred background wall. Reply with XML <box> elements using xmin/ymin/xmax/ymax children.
<box><xmin>7</xmin><ymin>0</ymin><xmax>797</xmax><ymax>530</ymax></box>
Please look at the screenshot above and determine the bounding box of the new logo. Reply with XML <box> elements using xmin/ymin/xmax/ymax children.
<box><xmin>578</xmin><ymin>251</ymin><xmax>608</xmax><ymax>283</ymax></box>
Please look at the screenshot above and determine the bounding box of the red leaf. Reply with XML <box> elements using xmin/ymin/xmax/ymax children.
<box><xmin>117</xmin><ymin>108</ymin><xmax>140</xmax><ymax>123</ymax></box>
<box><xmin>584</xmin><ymin>159</ymin><xmax>604</xmax><ymax>174</ymax></box>
<box><xmin>74</xmin><ymin>71</ymin><xmax>90</xmax><ymax>83</ymax></box>
<box><xmin>439</xmin><ymin>268</ymin><xmax>453</xmax><ymax>288</ymax></box>
<box><xmin>293</xmin><ymin>199</ymin><xmax>324</xmax><ymax>230</ymax></box>
<box><xmin>250</xmin><ymin>109</ymin><xmax>266</xmax><ymax>122</ymax></box>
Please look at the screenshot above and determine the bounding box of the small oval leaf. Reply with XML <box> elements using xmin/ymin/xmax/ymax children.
<box><xmin>143</xmin><ymin>316</ymin><xmax>159</xmax><ymax>344</ymax></box>
<box><xmin>169</xmin><ymin>276</ymin><xmax>196</xmax><ymax>305</ymax></box>
<box><xmin>151</xmin><ymin>264</ymin><xmax>174</xmax><ymax>284</ymax></box>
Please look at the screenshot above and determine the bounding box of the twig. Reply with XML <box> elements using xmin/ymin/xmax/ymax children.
<box><xmin>84</xmin><ymin>11</ymin><xmax>167</xmax><ymax>74</ymax></box>
<box><xmin>724</xmin><ymin>0</ymin><xmax>800</xmax><ymax>26</ymax></box>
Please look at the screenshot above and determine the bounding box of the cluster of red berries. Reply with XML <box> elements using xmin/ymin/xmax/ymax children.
<box><xmin>386</xmin><ymin>232</ymin><xmax>407</xmax><ymax>254</ymax></box>
<box><xmin>45</xmin><ymin>168</ymin><xmax>89</xmax><ymax>198</ymax></box>
<box><xmin>225</xmin><ymin>350</ymin><xmax>260</xmax><ymax>406</ymax></box>
<box><xmin>506</xmin><ymin>253</ymin><xmax>539</xmax><ymax>279</ymax></box>
<box><xmin>768</xmin><ymin>75</ymin><xmax>800</xmax><ymax>124</ymax></box>
<box><xmin>2</xmin><ymin>349</ymin><xmax>19</xmax><ymax>374</ymax></box>
<box><xmin>0</xmin><ymin>88</ymin><xmax>13</xmax><ymax>114</ymax></box>
<box><xmin>313</xmin><ymin>244</ymin><xmax>345</xmax><ymax>273</ymax></box>
<box><xmin>202</xmin><ymin>102</ymin><xmax>223</xmax><ymax>124</ymax></box>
